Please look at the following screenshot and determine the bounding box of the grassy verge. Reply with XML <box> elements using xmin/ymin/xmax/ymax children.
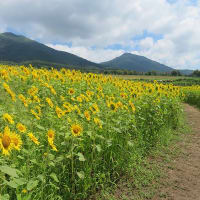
<box><xmin>92</xmin><ymin>108</ymin><xmax>189</xmax><ymax>200</ymax></box>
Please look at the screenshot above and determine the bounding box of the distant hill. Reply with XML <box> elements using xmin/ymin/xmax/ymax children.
<box><xmin>0</xmin><ymin>32</ymin><xmax>194</xmax><ymax>74</ymax></box>
<box><xmin>101</xmin><ymin>53</ymin><xmax>174</xmax><ymax>72</ymax></box>
<box><xmin>0</xmin><ymin>32</ymin><xmax>100</xmax><ymax>69</ymax></box>
<box><xmin>179</xmin><ymin>69</ymin><xmax>194</xmax><ymax>75</ymax></box>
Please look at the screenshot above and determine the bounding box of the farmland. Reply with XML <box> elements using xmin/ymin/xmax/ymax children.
<box><xmin>0</xmin><ymin>65</ymin><xmax>199</xmax><ymax>200</ymax></box>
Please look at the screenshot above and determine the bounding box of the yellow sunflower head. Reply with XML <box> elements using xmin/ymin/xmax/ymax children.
<box><xmin>0</xmin><ymin>126</ymin><xmax>13</xmax><ymax>155</ymax></box>
<box><xmin>3</xmin><ymin>113</ymin><xmax>14</xmax><ymax>124</ymax></box>
<box><xmin>84</xmin><ymin>110</ymin><xmax>91</xmax><ymax>121</ymax></box>
<box><xmin>11</xmin><ymin>132</ymin><xmax>22</xmax><ymax>151</ymax></box>
<box><xmin>28</xmin><ymin>132</ymin><xmax>40</xmax><ymax>145</ymax></box>
<box><xmin>17</xmin><ymin>123</ymin><xmax>26</xmax><ymax>133</ymax></box>
<box><xmin>68</xmin><ymin>88</ymin><xmax>75</xmax><ymax>95</ymax></box>
<box><xmin>47</xmin><ymin>129</ymin><xmax>55</xmax><ymax>140</ymax></box>
<box><xmin>71</xmin><ymin>124</ymin><xmax>83</xmax><ymax>137</ymax></box>
<box><xmin>94</xmin><ymin>118</ymin><xmax>102</xmax><ymax>129</ymax></box>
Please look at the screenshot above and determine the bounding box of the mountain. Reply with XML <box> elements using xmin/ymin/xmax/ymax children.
<box><xmin>101</xmin><ymin>53</ymin><xmax>173</xmax><ymax>72</ymax></box>
<box><xmin>0</xmin><ymin>32</ymin><xmax>100</xmax><ymax>69</ymax></box>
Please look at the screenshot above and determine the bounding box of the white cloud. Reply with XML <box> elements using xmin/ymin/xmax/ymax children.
<box><xmin>0</xmin><ymin>0</ymin><xmax>200</xmax><ymax>69</ymax></box>
<box><xmin>139</xmin><ymin>37</ymin><xmax>154</xmax><ymax>49</ymax></box>
<box><xmin>46</xmin><ymin>44</ymin><xmax>124</xmax><ymax>63</ymax></box>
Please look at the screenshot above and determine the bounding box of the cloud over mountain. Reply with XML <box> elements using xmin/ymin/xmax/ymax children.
<box><xmin>0</xmin><ymin>0</ymin><xmax>200</xmax><ymax>69</ymax></box>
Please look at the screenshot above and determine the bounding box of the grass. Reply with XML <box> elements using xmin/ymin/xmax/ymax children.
<box><xmin>92</xmin><ymin>110</ymin><xmax>189</xmax><ymax>200</ymax></box>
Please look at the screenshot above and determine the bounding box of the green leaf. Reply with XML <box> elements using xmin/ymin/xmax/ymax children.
<box><xmin>77</xmin><ymin>171</ymin><xmax>85</xmax><ymax>179</ymax></box>
<box><xmin>17</xmin><ymin>155</ymin><xmax>24</xmax><ymax>160</ymax></box>
<box><xmin>13</xmin><ymin>178</ymin><xmax>26</xmax><ymax>186</ymax></box>
<box><xmin>127</xmin><ymin>141</ymin><xmax>134</xmax><ymax>147</ymax></box>
<box><xmin>64</xmin><ymin>132</ymin><xmax>71</xmax><ymax>139</ymax></box>
<box><xmin>36</xmin><ymin>124</ymin><xmax>45</xmax><ymax>131</ymax></box>
<box><xmin>55</xmin><ymin>156</ymin><xmax>64</xmax><ymax>163</ymax></box>
<box><xmin>106</xmin><ymin>139</ymin><xmax>112</xmax><ymax>147</ymax></box>
<box><xmin>6</xmin><ymin>180</ymin><xmax>18</xmax><ymax>188</ymax></box>
<box><xmin>86</xmin><ymin>131</ymin><xmax>92</xmax><ymax>137</ymax></box>
<box><xmin>27</xmin><ymin>180</ymin><xmax>38</xmax><ymax>191</ymax></box>
<box><xmin>95</xmin><ymin>135</ymin><xmax>105</xmax><ymax>140</ymax></box>
<box><xmin>37</xmin><ymin>175</ymin><xmax>45</xmax><ymax>183</ymax></box>
<box><xmin>0</xmin><ymin>166</ymin><xmax>19</xmax><ymax>178</ymax></box>
<box><xmin>16</xmin><ymin>194</ymin><xmax>22</xmax><ymax>200</ymax></box>
<box><xmin>66</xmin><ymin>153</ymin><xmax>72</xmax><ymax>159</ymax></box>
<box><xmin>0</xmin><ymin>194</ymin><xmax>9</xmax><ymax>200</ymax></box>
<box><xmin>30</xmin><ymin>159</ymin><xmax>38</xmax><ymax>165</ymax></box>
<box><xmin>50</xmin><ymin>173</ymin><xmax>59</xmax><ymax>183</ymax></box>
<box><xmin>48</xmin><ymin>154</ymin><xmax>55</xmax><ymax>161</ymax></box>
<box><xmin>77</xmin><ymin>153</ymin><xmax>86</xmax><ymax>162</ymax></box>
<box><xmin>96</xmin><ymin>144</ymin><xmax>102</xmax><ymax>152</ymax></box>
<box><xmin>49</xmin><ymin>161</ymin><xmax>55</xmax><ymax>167</ymax></box>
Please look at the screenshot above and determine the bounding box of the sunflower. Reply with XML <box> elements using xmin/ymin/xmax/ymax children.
<box><xmin>47</xmin><ymin>129</ymin><xmax>55</xmax><ymax>141</ymax></box>
<box><xmin>0</xmin><ymin>126</ymin><xmax>13</xmax><ymax>155</ymax></box>
<box><xmin>35</xmin><ymin>106</ymin><xmax>41</xmax><ymax>116</ymax></box>
<box><xmin>63</xmin><ymin>102</ymin><xmax>72</xmax><ymax>113</ymax></box>
<box><xmin>3</xmin><ymin>113</ymin><xmax>14</xmax><ymax>124</ymax></box>
<box><xmin>17</xmin><ymin>123</ymin><xmax>26</xmax><ymax>133</ymax></box>
<box><xmin>94</xmin><ymin>118</ymin><xmax>102</xmax><ymax>129</ymax></box>
<box><xmin>68</xmin><ymin>88</ymin><xmax>75</xmax><ymax>95</ymax></box>
<box><xmin>60</xmin><ymin>95</ymin><xmax>65</xmax><ymax>101</ymax></box>
<box><xmin>18</xmin><ymin>94</ymin><xmax>28</xmax><ymax>107</ymax></box>
<box><xmin>28</xmin><ymin>86</ymin><xmax>38</xmax><ymax>96</ymax></box>
<box><xmin>110</xmin><ymin>102</ymin><xmax>117</xmax><ymax>112</ymax></box>
<box><xmin>30</xmin><ymin>109</ymin><xmax>40</xmax><ymax>120</ymax></box>
<box><xmin>84</xmin><ymin>110</ymin><xmax>91</xmax><ymax>121</ymax></box>
<box><xmin>46</xmin><ymin>97</ymin><xmax>54</xmax><ymax>108</ymax></box>
<box><xmin>77</xmin><ymin>96</ymin><xmax>82</xmax><ymax>102</ymax></box>
<box><xmin>28</xmin><ymin>132</ymin><xmax>40</xmax><ymax>145</ymax></box>
<box><xmin>11</xmin><ymin>132</ymin><xmax>22</xmax><ymax>151</ymax></box>
<box><xmin>48</xmin><ymin>140</ymin><xmax>58</xmax><ymax>152</ymax></box>
<box><xmin>47</xmin><ymin>130</ymin><xmax>57</xmax><ymax>151</ymax></box>
<box><xmin>129</xmin><ymin>101</ymin><xmax>136</xmax><ymax>112</ymax></box>
<box><xmin>56</xmin><ymin>106</ymin><xmax>65</xmax><ymax>118</ymax></box>
<box><xmin>71</xmin><ymin>124</ymin><xmax>83</xmax><ymax>137</ymax></box>
<box><xmin>120</xmin><ymin>92</ymin><xmax>127</xmax><ymax>99</ymax></box>
<box><xmin>116</xmin><ymin>101</ymin><xmax>123</xmax><ymax>108</ymax></box>
<box><xmin>90</xmin><ymin>103</ymin><xmax>100</xmax><ymax>114</ymax></box>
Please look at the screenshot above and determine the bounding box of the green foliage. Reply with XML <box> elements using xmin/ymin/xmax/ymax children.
<box><xmin>0</xmin><ymin>65</ymin><xmax>183</xmax><ymax>200</ymax></box>
<box><xmin>183</xmin><ymin>88</ymin><xmax>200</xmax><ymax>109</ymax></box>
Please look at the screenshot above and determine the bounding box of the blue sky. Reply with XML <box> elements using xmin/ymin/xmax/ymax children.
<box><xmin>0</xmin><ymin>0</ymin><xmax>200</xmax><ymax>69</ymax></box>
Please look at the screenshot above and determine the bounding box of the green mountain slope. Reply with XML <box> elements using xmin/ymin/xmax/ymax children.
<box><xmin>0</xmin><ymin>32</ymin><xmax>100</xmax><ymax>69</ymax></box>
<box><xmin>101</xmin><ymin>53</ymin><xmax>173</xmax><ymax>72</ymax></box>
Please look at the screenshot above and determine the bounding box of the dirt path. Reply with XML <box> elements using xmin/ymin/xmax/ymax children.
<box><xmin>153</xmin><ymin>104</ymin><xmax>200</xmax><ymax>200</ymax></box>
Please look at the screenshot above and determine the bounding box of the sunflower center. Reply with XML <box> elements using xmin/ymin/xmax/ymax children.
<box><xmin>110</xmin><ymin>104</ymin><xmax>115</xmax><ymax>110</ymax></box>
<box><xmin>73</xmin><ymin>128</ymin><xmax>79</xmax><ymax>134</ymax></box>
<box><xmin>2</xmin><ymin>135</ymin><xmax>11</xmax><ymax>149</ymax></box>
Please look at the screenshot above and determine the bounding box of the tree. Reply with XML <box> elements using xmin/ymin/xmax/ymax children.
<box><xmin>171</xmin><ymin>70</ymin><xmax>181</xmax><ymax>76</ymax></box>
<box><xmin>192</xmin><ymin>70</ymin><xmax>200</xmax><ymax>77</ymax></box>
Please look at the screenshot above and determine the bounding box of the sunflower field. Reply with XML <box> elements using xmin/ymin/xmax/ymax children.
<box><xmin>0</xmin><ymin>65</ymin><xmax>184</xmax><ymax>200</ymax></box>
<box><xmin>182</xmin><ymin>85</ymin><xmax>200</xmax><ymax>109</ymax></box>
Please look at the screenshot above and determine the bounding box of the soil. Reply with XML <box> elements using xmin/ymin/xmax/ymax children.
<box><xmin>94</xmin><ymin>104</ymin><xmax>200</xmax><ymax>200</ymax></box>
<box><xmin>152</xmin><ymin>104</ymin><xmax>200</xmax><ymax>200</ymax></box>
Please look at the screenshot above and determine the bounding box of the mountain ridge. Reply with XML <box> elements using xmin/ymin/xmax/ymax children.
<box><xmin>101</xmin><ymin>52</ymin><xmax>174</xmax><ymax>72</ymax></box>
<box><xmin>0</xmin><ymin>32</ymin><xmax>194</xmax><ymax>74</ymax></box>
<box><xmin>0</xmin><ymin>32</ymin><xmax>100</xmax><ymax>69</ymax></box>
